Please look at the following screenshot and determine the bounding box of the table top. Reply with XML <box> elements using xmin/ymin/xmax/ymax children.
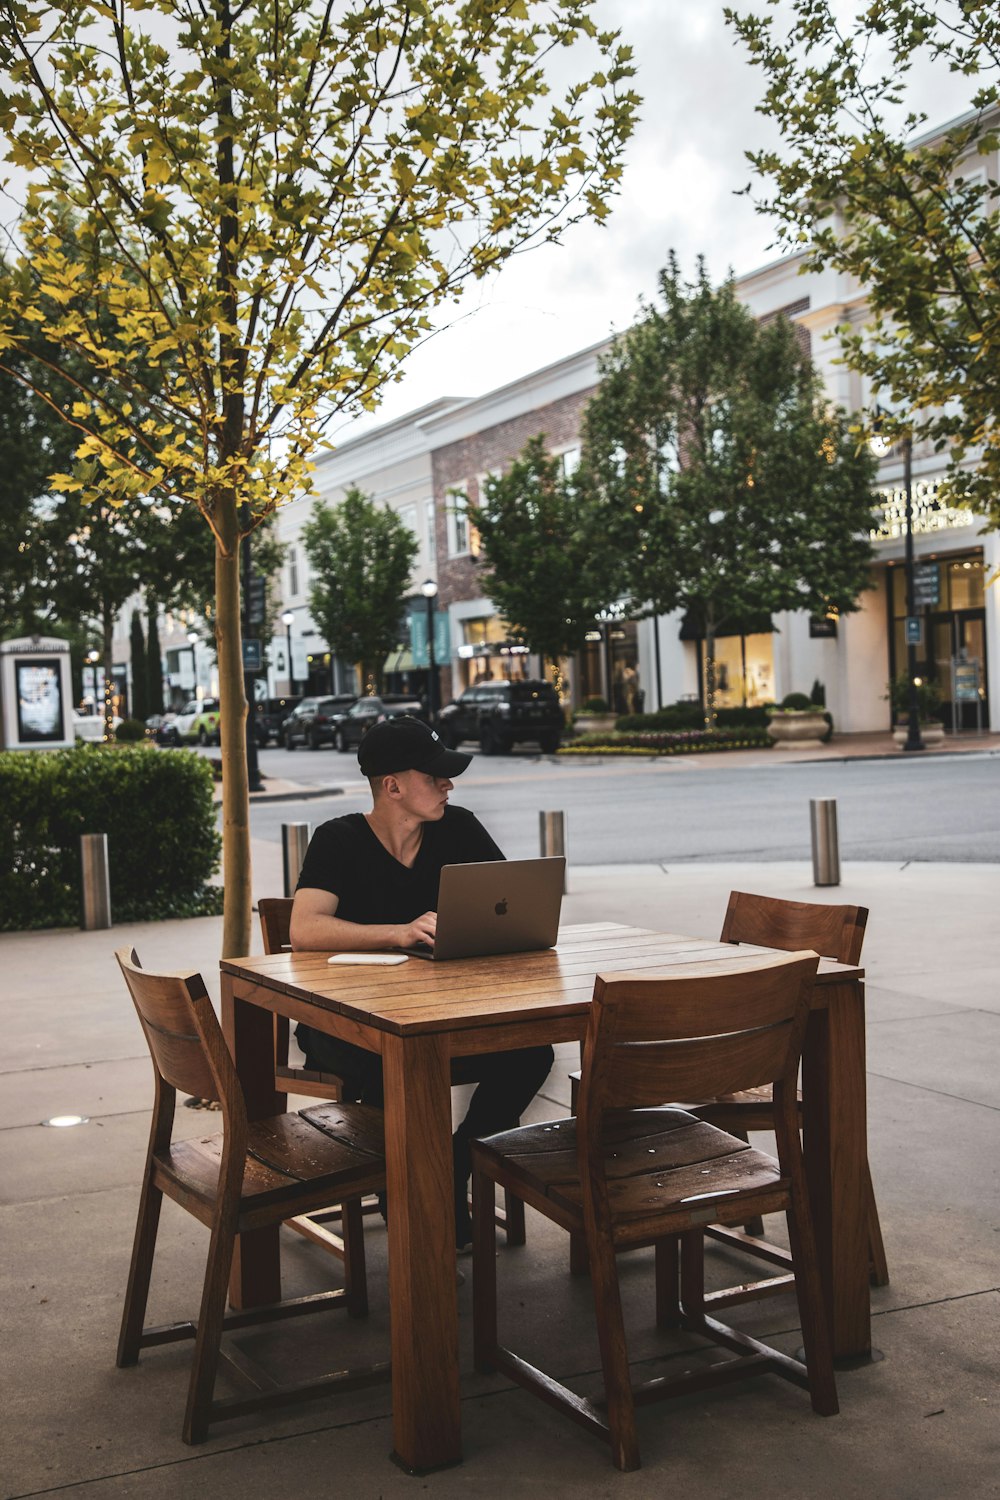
<box><xmin>222</xmin><ymin>922</ymin><xmax>862</xmax><ymax>1039</ymax></box>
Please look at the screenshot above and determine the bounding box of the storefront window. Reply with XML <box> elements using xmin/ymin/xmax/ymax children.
<box><xmin>699</xmin><ymin>631</ymin><xmax>774</xmax><ymax>708</ymax></box>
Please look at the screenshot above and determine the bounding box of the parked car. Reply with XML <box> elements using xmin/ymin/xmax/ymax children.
<box><xmin>167</xmin><ymin>697</ymin><xmax>221</xmax><ymax>746</ymax></box>
<box><xmin>145</xmin><ymin>712</ymin><xmax>177</xmax><ymax>744</ymax></box>
<box><xmin>333</xmin><ymin>695</ymin><xmax>426</xmax><ymax>753</ymax></box>
<box><xmin>283</xmin><ymin>694</ymin><xmax>357</xmax><ymax>750</ymax></box>
<box><xmin>253</xmin><ymin>694</ymin><xmax>302</xmax><ymax>747</ymax></box>
<box><xmin>436</xmin><ymin>678</ymin><xmax>564</xmax><ymax>755</ymax></box>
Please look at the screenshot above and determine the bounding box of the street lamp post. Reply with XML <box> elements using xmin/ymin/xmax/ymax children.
<box><xmin>421</xmin><ymin>579</ymin><xmax>438</xmax><ymax>720</ymax></box>
<box><xmin>871</xmin><ymin>413</ymin><xmax>924</xmax><ymax>753</ymax></box>
<box><xmin>281</xmin><ymin>611</ymin><xmax>295</xmax><ymax>694</ymax></box>
<box><xmin>186</xmin><ymin>631</ymin><xmax>199</xmax><ymax>697</ymax></box>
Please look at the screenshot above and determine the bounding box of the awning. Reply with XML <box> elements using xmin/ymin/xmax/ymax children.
<box><xmin>678</xmin><ymin>609</ymin><xmax>774</xmax><ymax>641</ymax></box>
<box><xmin>383</xmin><ymin>648</ymin><xmax>416</xmax><ymax>674</ymax></box>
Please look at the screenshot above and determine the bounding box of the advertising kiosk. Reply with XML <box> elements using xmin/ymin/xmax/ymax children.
<box><xmin>0</xmin><ymin>635</ymin><xmax>75</xmax><ymax>750</ymax></box>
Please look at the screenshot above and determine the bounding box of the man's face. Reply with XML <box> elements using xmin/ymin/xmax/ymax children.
<box><xmin>390</xmin><ymin>768</ymin><xmax>454</xmax><ymax>820</ymax></box>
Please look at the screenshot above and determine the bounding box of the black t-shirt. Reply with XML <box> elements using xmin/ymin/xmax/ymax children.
<box><xmin>295</xmin><ymin>805</ymin><xmax>503</xmax><ymax>924</ymax></box>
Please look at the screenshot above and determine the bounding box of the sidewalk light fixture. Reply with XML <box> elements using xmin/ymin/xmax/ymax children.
<box><xmin>281</xmin><ymin>611</ymin><xmax>295</xmax><ymax>693</ymax></box>
<box><xmin>421</xmin><ymin>579</ymin><xmax>438</xmax><ymax>719</ymax></box>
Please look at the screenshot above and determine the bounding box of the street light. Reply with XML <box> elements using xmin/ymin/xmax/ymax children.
<box><xmin>186</xmin><ymin>631</ymin><xmax>199</xmax><ymax>697</ymax></box>
<box><xmin>281</xmin><ymin>611</ymin><xmax>295</xmax><ymax>693</ymax></box>
<box><xmin>421</xmin><ymin>579</ymin><xmax>438</xmax><ymax>720</ymax></box>
<box><xmin>84</xmin><ymin>648</ymin><xmax>99</xmax><ymax>704</ymax></box>
<box><xmin>870</xmin><ymin>410</ymin><xmax>924</xmax><ymax>753</ymax></box>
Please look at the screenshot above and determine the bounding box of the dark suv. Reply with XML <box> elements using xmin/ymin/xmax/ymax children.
<box><xmin>253</xmin><ymin>694</ymin><xmax>301</xmax><ymax>747</ymax></box>
<box><xmin>283</xmin><ymin>694</ymin><xmax>357</xmax><ymax>749</ymax></box>
<box><xmin>334</xmin><ymin>695</ymin><xmax>426</xmax><ymax>753</ymax></box>
<box><xmin>437</xmin><ymin>679</ymin><xmax>564</xmax><ymax>755</ymax></box>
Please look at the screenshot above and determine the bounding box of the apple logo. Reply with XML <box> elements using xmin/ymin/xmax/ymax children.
<box><xmin>494</xmin><ymin>898</ymin><xmax>508</xmax><ymax>917</ymax></box>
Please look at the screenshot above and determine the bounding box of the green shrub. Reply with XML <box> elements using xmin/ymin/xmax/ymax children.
<box><xmin>115</xmin><ymin>717</ymin><xmax>147</xmax><ymax>742</ymax></box>
<box><xmin>810</xmin><ymin>679</ymin><xmax>826</xmax><ymax>708</ymax></box>
<box><xmin>578</xmin><ymin>695</ymin><xmax>610</xmax><ymax>714</ymax></box>
<box><xmin>886</xmin><ymin>673</ymin><xmax>941</xmax><ymax>722</ymax></box>
<box><xmin>616</xmin><ymin>704</ymin><xmax>770</xmax><ymax>733</ymax></box>
<box><xmin>0</xmin><ymin>744</ymin><xmax>223</xmax><ymax>931</ymax></box>
<box><xmin>779</xmin><ymin>691</ymin><xmax>815</xmax><ymax>711</ymax></box>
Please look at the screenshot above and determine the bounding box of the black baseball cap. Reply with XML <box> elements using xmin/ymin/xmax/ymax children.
<box><xmin>358</xmin><ymin>716</ymin><xmax>472</xmax><ymax>779</ymax></box>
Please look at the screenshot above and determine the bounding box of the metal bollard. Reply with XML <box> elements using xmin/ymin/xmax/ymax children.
<box><xmin>810</xmin><ymin>798</ymin><xmax>840</xmax><ymax>887</ymax></box>
<box><xmin>539</xmin><ymin>810</ymin><xmax>567</xmax><ymax>891</ymax></box>
<box><xmin>80</xmin><ymin>833</ymin><xmax>112</xmax><ymax>930</ymax></box>
<box><xmin>282</xmin><ymin>822</ymin><xmax>312</xmax><ymax>898</ymax></box>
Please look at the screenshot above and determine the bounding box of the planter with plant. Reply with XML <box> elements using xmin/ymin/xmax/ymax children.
<box><xmin>572</xmin><ymin>696</ymin><xmax>618</xmax><ymax>735</ymax></box>
<box><xmin>766</xmin><ymin>691</ymin><xmax>830</xmax><ymax>749</ymax></box>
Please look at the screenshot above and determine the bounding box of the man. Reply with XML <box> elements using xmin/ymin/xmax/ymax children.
<box><xmin>290</xmin><ymin>714</ymin><xmax>553</xmax><ymax>1248</ymax></box>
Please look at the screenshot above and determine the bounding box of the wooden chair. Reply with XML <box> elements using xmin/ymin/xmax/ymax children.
<box><xmin>259</xmin><ymin>897</ymin><xmax>343</xmax><ymax>1103</ymax></box>
<box><xmin>115</xmin><ymin>947</ymin><xmax>389</xmax><ymax>1444</ymax></box>
<box><xmin>472</xmin><ymin>952</ymin><xmax>837</xmax><ymax>1471</ymax></box>
<box><xmin>569</xmin><ymin>890</ymin><xmax>888</xmax><ymax>1295</ymax></box>
<box><xmin>260</xmin><ymin>895</ymin><xmax>526</xmax><ymax>1247</ymax></box>
<box><xmin>259</xmin><ymin>897</ymin><xmax>382</xmax><ymax>1263</ymax></box>
<box><xmin>690</xmin><ymin>891</ymin><xmax>887</xmax><ymax>1302</ymax></box>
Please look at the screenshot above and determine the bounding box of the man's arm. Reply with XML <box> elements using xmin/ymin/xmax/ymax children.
<box><xmin>290</xmin><ymin>887</ymin><xmax>437</xmax><ymax>952</ymax></box>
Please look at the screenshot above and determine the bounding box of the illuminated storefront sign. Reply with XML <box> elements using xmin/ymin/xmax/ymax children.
<box><xmin>870</xmin><ymin>479</ymin><xmax>975</xmax><ymax>541</ymax></box>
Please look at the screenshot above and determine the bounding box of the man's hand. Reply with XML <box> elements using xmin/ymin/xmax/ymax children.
<box><xmin>396</xmin><ymin>910</ymin><xmax>437</xmax><ymax>948</ymax></box>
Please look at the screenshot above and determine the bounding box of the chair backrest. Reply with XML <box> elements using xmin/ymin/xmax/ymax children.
<box><xmin>259</xmin><ymin>897</ymin><xmax>293</xmax><ymax>955</ymax></box>
<box><xmin>721</xmin><ymin>890</ymin><xmax>867</xmax><ymax>966</ymax></box>
<box><xmin>115</xmin><ymin>947</ymin><xmax>243</xmax><ymax>1123</ymax></box>
<box><xmin>578</xmin><ymin>951</ymin><xmax>819</xmax><ymax>1130</ymax></box>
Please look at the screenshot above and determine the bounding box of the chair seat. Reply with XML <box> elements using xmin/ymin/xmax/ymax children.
<box><xmin>155</xmin><ymin>1105</ymin><xmax>386</xmax><ymax>1225</ymax></box>
<box><xmin>684</xmin><ymin>1083</ymin><xmax>802</xmax><ymax>1130</ymax></box>
<box><xmin>475</xmin><ymin>1109</ymin><xmax>785</xmax><ymax>1239</ymax></box>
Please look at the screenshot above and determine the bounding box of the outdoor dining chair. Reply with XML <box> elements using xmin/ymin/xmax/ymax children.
<box><xmin>471</xmin><ymin>951</ymin><xmax>837</xmax><ymax>1471</ymax></box>
<box><xmin>115</xmin><ymin>947</ymin><xmax>389</xmax><ymax>1444</ymax></box>
<box><xmin>687</xmin><ymin>890</ymin><xmax>887</xmax><ymax>1303</ymax></box>
<box><xmin>568</xmin><ymin>889</ymin><xmax>888</xmax><ymax>1298</ymax></box>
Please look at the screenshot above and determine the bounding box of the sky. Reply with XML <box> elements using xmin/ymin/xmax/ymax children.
<box><xmin>331</xmin><ymin>0</ymin><xmax>977</xmax><ymax>445</ymax></box>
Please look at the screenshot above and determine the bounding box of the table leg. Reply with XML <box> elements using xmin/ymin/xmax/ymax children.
<box><xmin>382</xmin><ymin>1031</ymin><xmax>462</xmax><ymax>1472</ymax></box>
<box><xmin>221</xmin><ymin>971</ymin><xmax>282</xmax><ymax>1309</ymax></box>
<box><xmin>802</xmin><ymin>981</ymin><xmax>871</xmax><ymax>1360</ymax></box>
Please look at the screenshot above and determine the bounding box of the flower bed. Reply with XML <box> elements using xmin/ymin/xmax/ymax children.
<box><xmin>560</xmin><ymin>727</ymin><xmax>773</xmax><ymax>756</ymax></box>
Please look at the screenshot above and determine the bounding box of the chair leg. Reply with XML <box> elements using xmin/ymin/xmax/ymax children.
<box><xmin>117</xmin><ymin>1174</ymin><xmax>164</xmax><ymax>1367</ymax></box>
<box><xmin>341</xmin><ymin>1197</ymin><xmax>369</xmax><ymax>1318</ymax></box>
<box><xmin>784</xmin><ymin>1191</ymin><xmax>838</xmax><ymax>1416</ymax></box>
<box><xmin>503</xmin><ymin>1189</ymin><xmax>526</xmax><ymax>1246</ymax></box>
<box><xmin>182</xmin><ymin>1211</ymin><xmax>239</xmax><ymax>1445</ymax></box>
<box><xmin>654</xmin><ymin>1236</ymin><xmax>681</xmax><ymax>1328</ymax></box>
<box><xmin>472</xmin><ymin>1167</ymin><xmax>499</xmax><ymax>1373</ymax></box>
<box><xmin>679</xmin><ymin>1228</ymin><xmax>706</xmax><ymax>1323</ymax></box>
<box><xmin>586</xmin><ymin>1224</ymin><xmax>640</xmax><ymax>1472</ymax></box>
<box><xmin>865</xmin><ymin>1162</ymin><xmax>889</xmax><ymax>1287</ymax></box>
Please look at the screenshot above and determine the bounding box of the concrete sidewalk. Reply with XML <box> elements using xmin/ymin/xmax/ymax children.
<box><xmin>3</xmin><ymin>853</ymin><xmax>999</xmax><ymax>1498</ymax></box>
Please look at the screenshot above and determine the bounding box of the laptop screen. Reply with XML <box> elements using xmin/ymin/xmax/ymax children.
<box><xmin>409</xmin><ymin>856</ymin><xmax>565</xmax><ymax>961</ymax></box>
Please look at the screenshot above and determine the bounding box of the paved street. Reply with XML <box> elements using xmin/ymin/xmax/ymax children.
<box><xmin>242</xmin><ymin>744</ymin><xmax>1000</xmax><ymax>865</ymax></box>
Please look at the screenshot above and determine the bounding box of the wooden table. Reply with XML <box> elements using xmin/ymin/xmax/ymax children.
<box><xmin>221</xmin><ymin>922</ymin><xmax>869</xmax><ymax>1472</ymax></box>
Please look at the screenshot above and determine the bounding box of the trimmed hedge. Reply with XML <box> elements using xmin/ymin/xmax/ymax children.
<box><xmin>614</xmin><ymin>704</ymin><xmax>771</xmax><ymax>733</ymax></box>
<box><xmin>0</xmin><ymin>744</ymin><xmax>223</xmax><ymax>930</ymax></box>
<box><xmin>561</xmin><ymin>727</ymin><xmax>773</xmax><ymax>756</ymax></box>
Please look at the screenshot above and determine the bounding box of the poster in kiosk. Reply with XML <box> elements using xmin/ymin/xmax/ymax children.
<box><xmin>0</xmin><ymin>636</ymin><xmax>75</xmax><ymax>750</ymax></box>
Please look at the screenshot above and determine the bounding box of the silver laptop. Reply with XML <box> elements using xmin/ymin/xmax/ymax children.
<box><xmin>407</xmin><ymin>856</ymin><xmax>565</xmax><ymax>961</ymax></box>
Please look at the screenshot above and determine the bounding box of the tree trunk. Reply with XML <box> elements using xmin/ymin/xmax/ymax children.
<box><xmin>216</xmin><ymin>491</ymin><xmax>252</xmax><ymax>958</ymax></box>
<box><xmin>703</xmin><ymin>604</ymin><xmax>718</xmax><ymax>733</ymax></box>
<box><xmin>101</xmin><ymin>601</ymin><xmax>115</xmax><ymax>742</ymax></box>
<box><xmin>145</xmin><ymin>590</ymin><xmax>164</xmax><ymax>714</ymax></box>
